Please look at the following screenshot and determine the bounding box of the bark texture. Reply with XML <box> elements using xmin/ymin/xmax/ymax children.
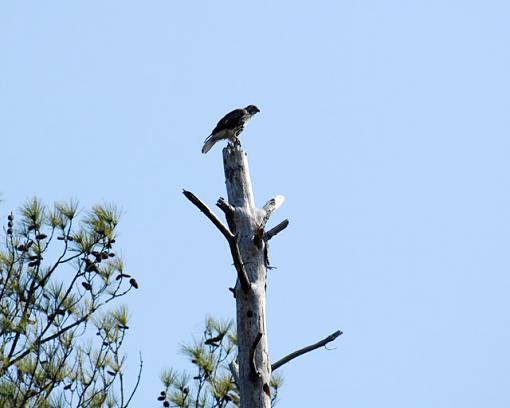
<box><xmin>222</xmin><ymin>146</ymin><xmax>272</xmax><ymax>408</ymax></box>
<box><xmin>184</xmin><ymin>144</ymin><xmax>341</xmax><ymax>406</ymax></box>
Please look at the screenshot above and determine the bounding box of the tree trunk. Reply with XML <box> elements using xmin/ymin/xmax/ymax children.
<box><xmin>184</xmin><ymin>144</ymin><xmax>341</xmax><ymax>406</ymax></box>
<box><xmin>222</xmin><ymin>146</ymin><xmax>272</xmax><ymax>408</ymax></box>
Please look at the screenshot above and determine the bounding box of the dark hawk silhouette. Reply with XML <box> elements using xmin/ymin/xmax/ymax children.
<box><xmin>202</xmin><ymin>105</ymin><xmax>260</xmax><ymax>154</ymax></box>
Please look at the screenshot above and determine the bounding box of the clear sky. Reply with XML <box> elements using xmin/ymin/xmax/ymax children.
<box><xmin>1</xmin><ymin>1</ymin><xmax>510</xmax><ymax>407</ymax></box>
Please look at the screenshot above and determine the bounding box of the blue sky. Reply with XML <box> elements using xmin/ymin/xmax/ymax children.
<box><xmin>1</xmin><ymin>1</ymin><xmax>510</xmax><ymax>406</ymax></box>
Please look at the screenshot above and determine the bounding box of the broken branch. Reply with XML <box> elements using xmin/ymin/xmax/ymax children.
<box><xmin>183</xmin><ymin>190</ymin><xmax>233</xmax><ymax>241</ymax></box>
<box><xmin>183</xmin><ymin>190</ymin><xmax>251</xmax><ymax>292</ymax></box>
<box><xmin>216</xmin><ymin>197</ymin><xmax>236</xmax><ymax>234</ymax></box>
<box><xmin>271</xmin><ymin>329</ymin><xmax>342</xmax><ymax>372</ymax></box>
<box><xmin>261</xmin><ymin>195</ymin><xmax>285</xmax><ymax>228</ymax></box>
<box><xmin>216</xmin><ymin>197</ymin><xmax>235</xmax><ymax>216</ymax></box>
<box><xmin>264</xmin><ymin>219</ymin><xmax>289</xmax><ymax>241</ymax></box>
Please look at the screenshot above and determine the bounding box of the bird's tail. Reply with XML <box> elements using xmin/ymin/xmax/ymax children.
<box><xmin>201</xmin><ymin>134</ymin><xmax>218</xmax><ymax>154</ymax></box>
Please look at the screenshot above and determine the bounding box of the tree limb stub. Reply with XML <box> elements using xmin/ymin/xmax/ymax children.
<box><xmin>182</xmin><ymin>190</ymin><xmax>251</xmax><ymax>292</ymax></box>
<box><xmin>271</xmin><ymin>330</ymin><xmax>343</xmax><ymax>372</ymax></box>
<box><xmin>216</xmin><ymin>197</ymin><xmax>235</xmax><ymax>216</ymax></box>
<box><xmin>261</xmin><ymin>196</ymin><xmax>285</xmax><ymax>229</ymax></box>
<box><xmin>216</xmin><ymin>197</ymin><xmax>236</xmax><ymax>234</ymax></box>
<box><xmin>263</xmin><ymin>219</ymin><xmax>289</xmax><ymax>242</ymax></box>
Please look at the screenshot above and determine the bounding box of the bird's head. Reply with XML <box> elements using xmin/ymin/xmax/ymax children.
<box><xmin>245</xmin><ymin>105</ymin><xmax>260</xmax><ymax>115</ymax></box>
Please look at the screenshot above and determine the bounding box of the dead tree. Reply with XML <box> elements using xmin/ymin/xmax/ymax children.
<box><xmin>184</xmin><ymin>145</ymin><xmax>341</xmax><ymax>408</ymax></box>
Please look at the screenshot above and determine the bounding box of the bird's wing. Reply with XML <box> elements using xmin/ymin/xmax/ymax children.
<box><xmin>211</xmin><ymin>108</ymin><xmax>246</xmax><ymax>135</ymax></box>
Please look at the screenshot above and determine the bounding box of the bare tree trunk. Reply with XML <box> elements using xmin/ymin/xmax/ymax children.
<box><xmin>184</xmin><ymin>144</ymin><xmax>341</xmax><ymax>407</ymax></box>
<box><xmin>222</xmin><ymin>146</ymin><xmax>271</xmax><ymax>408</ymax></box>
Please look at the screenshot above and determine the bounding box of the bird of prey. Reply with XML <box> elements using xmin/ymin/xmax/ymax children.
<box><xmin>202</xmin><ymin>105</ymin><xmax>260</xmax><ymax>154</ymax></box>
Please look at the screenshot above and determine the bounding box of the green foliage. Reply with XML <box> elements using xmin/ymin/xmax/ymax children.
<box><xmin>159</xmin><ymin>317</ymin><xmax>283</xmax><ymax>408</ymax></box>
<box><xmin>0</xmin><ymin>199</ymin><xmax>141</xmax><ymax>407</ymax></box>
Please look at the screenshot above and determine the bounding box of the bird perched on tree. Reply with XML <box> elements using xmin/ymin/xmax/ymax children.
<box><xmin>202</xmin><ymin>105</ymin><xmax>260</xmax><ymax>154</ymax></box>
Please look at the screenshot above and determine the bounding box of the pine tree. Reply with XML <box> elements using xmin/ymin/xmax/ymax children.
<box><xmin>0</xmin><ymin>198</ymin><xmax>141</xmax><ymax>407</ymax></box>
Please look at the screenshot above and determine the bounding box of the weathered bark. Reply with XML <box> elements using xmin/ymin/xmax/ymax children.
<box><xmin>223</xmin><ymin>146</ymin><xmax>272</xmax><ymax>408</ymax></box>
<box><xmin>184</xmin><ymin>143</ymin><xmax>342</xmax><ymax>407</ymax></box>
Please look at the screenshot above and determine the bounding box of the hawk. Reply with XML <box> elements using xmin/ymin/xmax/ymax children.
<box><xmin>202</xmin><ymin>105</ymin><xmax>260</xmax><ymax>154</ymax></box>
